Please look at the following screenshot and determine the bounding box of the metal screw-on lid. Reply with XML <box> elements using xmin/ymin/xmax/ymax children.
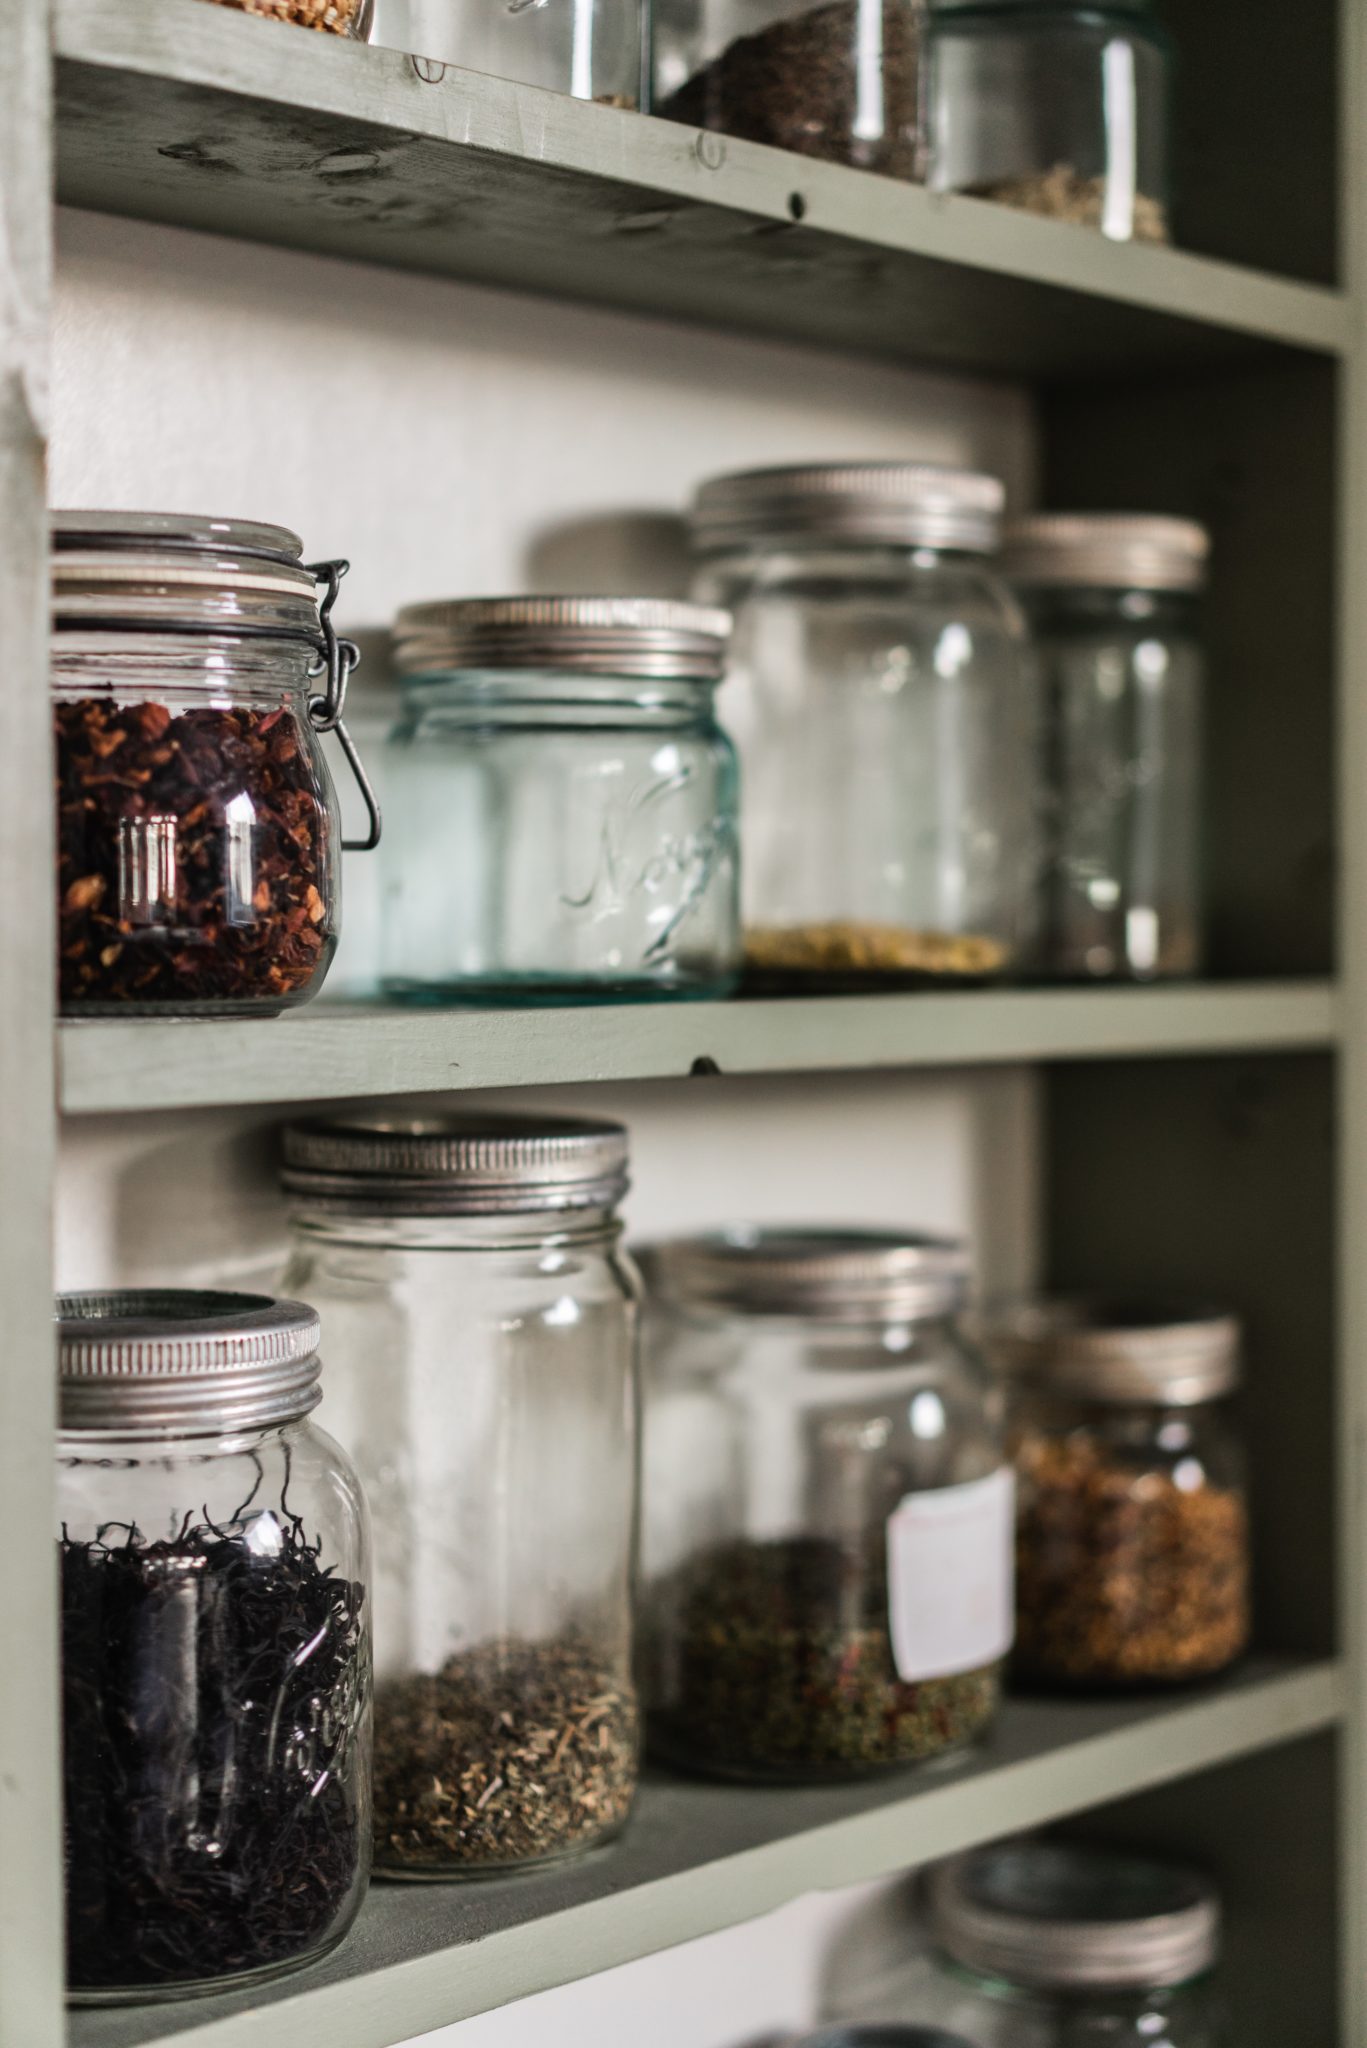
<box><xmin>929</xmin><ymin>1842</ymin><xmax>1220</xmax><ymax>1991</ymax></box>
<box><xmin>639</xmin><ymin>1227</ymin><xmax>970</xmax><ymax>1323</ymax></box>
<box><xmin>981</xmin><ymin>1299</ymin><xmax>1240</xmax><ymax>1405</ymax></box>
<box><xmin>51</xmin><ymin>510</ymin><xmax>323</xmax><ymax>637</ymax></box>
<box><xmin>797</xmin><ymin>2032</ymin><xmax>976</xmax><ymax>2047</ymax></box>
<box><xmin>690</xmin><ymin>463</ymin><xmax>1005</xmax><ymax>556</ymax></box>
<box><xmin>58</xmin><ymin>1290</ymin><xmax>323</xmax><ymax>1434</ymax></box>
<box><xmin>1003</xmin><ymin>514</ymin><xmax>1209</xmax><ymax>593</ymax></box>
<box><xmin>392</xmin><ymin>596</ymin><xmax>731</xmax><ymax>682</ymax></box>
<box><xmin>282</xmin><ymin>1114</ymin><xmax>630</xmax><ymax>1216</ymax></box>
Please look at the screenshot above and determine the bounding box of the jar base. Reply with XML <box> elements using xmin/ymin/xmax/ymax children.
<box><xmin>373</xmin><ymin>1819</ymin><xmax>629</xmax><ymax>1882</ymax></box>
<box><xmin>381</xmin><ymin>973</ymin><xmax>740</xmax><ymax>1008</ymax></box>
<box><xmin>66</xmin><ymin>1916</ymin><xmax>360</xmax><ymax>2007</ymax></box>
<box><xmin>646</xmin><ymin>1714</ymin><xmax>995</xmax><ymax>1787</ymax></box>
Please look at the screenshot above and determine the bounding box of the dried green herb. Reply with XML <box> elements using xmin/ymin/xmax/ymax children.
<box><xmin>374</xmin><ymin>1633</ymin><xmax>638</xmax><ymax>1872</ymax></box>
<box><xmin>646</xmin><ymin>1536</ymin><xmax>999</xmax><ymax>1778</ymax></box>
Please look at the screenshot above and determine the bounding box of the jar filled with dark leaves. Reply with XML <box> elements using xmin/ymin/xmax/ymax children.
<box><xmin>654</xmin><ymin>0</ymin><xmax>920</xmax><ymax>177</ymax></box>
<box><xmin>640</xmin><ymin>1229</ymin><xmax>1012</xmax><ymax>1781</ymax></box>
<box><xmin>987</xmin><ymin>1301</ymin><xmax>1250</xmax><ymax>1687</ymax></box>
<box><xmin>280</xmin><ymin>1115</ymin><xmax>642</xmax><ymax>1876</ymax></box>
<box><xmin>53</xmin><ymin>512</ymin><xmax>380</xmax><ymax>1017</ymax></box>
<box><xmin>57</xmin><ymin>1290</ymin><xmax>372</xmax><ymax>2004</ymax></box>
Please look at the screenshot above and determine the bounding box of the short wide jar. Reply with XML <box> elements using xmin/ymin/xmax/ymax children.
<box><xmin>382</xmin><ymin>598</ymin><xmax>741</xmax><ymax>1004</ymax></box>
<box><xmin>992</xmin><ymin>1301</ymin><xmax>1250</xmax><ymax>1686</ymax></box>
<box><xmin>1005</xmin><ymin>514</ymin><xmax>1209</xmax><ymax>982</ymax></box>
<box><xmin>58</xmin><ymin>1291</ymin><xmax>372</xmax><ymax>2003</ymax></box>
<box><xmin>640</xmin><ymin>1229</ymin><xmax>1013</xmax><ymax>1780</ymax></box>
<box><xmin>691</xmin><ymin>464</ymin><xmax>1039</xmax><ymax>986</ymax></box>
<box><xmin>281</xmin><ymin>1115</ymin><xmax>642</xmax><ymax>1877</ymax></box>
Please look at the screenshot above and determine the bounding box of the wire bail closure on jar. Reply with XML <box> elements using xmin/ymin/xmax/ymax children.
<box><xmin>306</xmin><ymin>558</ymin><xmax>381</xmax><ymax>852</ymax></box>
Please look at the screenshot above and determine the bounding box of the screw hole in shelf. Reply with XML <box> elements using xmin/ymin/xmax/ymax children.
<box><xmin>788</xmin><ymin>192</ymin><xmax>807</xmax><ymax>221</ymax></box>
<box><xmin>690</xmin><ymin>1055</ymin><xmax>723</xmax><ymax>1077</ymax></box>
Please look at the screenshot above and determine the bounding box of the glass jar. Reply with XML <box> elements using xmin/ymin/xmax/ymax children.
<box><xmin>280</xmin><ymin>1114</ymin><xmax>642</xmax><ymax>1876</ymax></box>
<box><xmin>923</xmin><ymin>0</ymin><xmax>1172</xmax><ymax>244</ymax></box>
<box><xmin>381</xmin><ymin>597</ymin><xmax>741</xmax><ymax>1004</ymax></box>
<box><xmin>898</xmin><ymin>1841</ymin><xmax>1224</xmax><ymax>2045</ymax></box>
<box><xmin>691</xmin><ymin>464</ymin><xmax>1038</xmax><ymax>987</ymax></box>
<box><xmin>57</xmin><ymin>1290</ymin><xmax>372</xmax><ymax>2004</ymax></box>
<box><xmin>988</xmin><ymin>1301</ymin><xmax>1250</xmax><ymax>1687</ymax></box>
<box><xmin>371</xmin><ymin>0</ymin><xmax>640</xmax><ymax>104</ymax></box>
<box><xmin>653</xmin><ymin>0</ymin><xmax>919</xmax><ymax>176</ymax></box>
<box><xmin>200</xmin><ymin>0</ymin><xmax>373</xmax><ymax>33</ymax></box>
<box><xmin>1005</xmin><ymin>515</ymin><xmax>1207</xmax><ymax>982</ymax></box>
<box><xmin>53</xmin><ymin>512</ymin><xmax>380</xmax><ymax>1017</ymax></box>
<box><xmin>640</xmin><ymin>1229</ymin><xmax>1013</xmax><ymax>1781</ymax></box>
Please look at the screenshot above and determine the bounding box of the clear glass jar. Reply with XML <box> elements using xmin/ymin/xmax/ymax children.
<box><xmin>894</xmin><ymin>1841</ymin><xmax>1225</xmax><ymax>2045</ymax></box>
<box><xmin>371</xmin><ymin>0</ymin><xmax>640</xmax><ymax>104</ymax></box>
<box><xmin>923</xmin><ymin>0</ymin><xmax>1172</xmax><ymax>244</ymax></box>
<box><xmin>691</xmin><ymin>464</ymin><xmax>1039</xmax><ymax>987</ymax></box>
<box><xmin>381</xmin><ymin>598</ymin><xmax>741</xmax><ymax>1004</ymax></box>
<box><xmin>1005</xmin><ymin>515</ymin><xmax>1207</xmax><ymax>982</ymax></box>
<box><xmin>53</xmin><ymin>512</ymin><xmax>380</xmax><ymax>1017</ymax></box>
<box><xmin>653</xmin><ymin>0</ymin><xmax>920</xmax><ymax>176</ymax></box>
<box><xmin>200</xmin><ymin>0</ymin><xmax>373</xmax><ymax>33</ymax></box>
<box><xmin>280</xmin><ymin>1115</ymin><xmax>642</xmax><ymax>1876</ymax></box>
<box><xmin>640</xmin><ymin>1230</ymin><xmax>1013</xmax><ymax>1781</ymax></box>
<box><xmin>57</xmin><ymin>1290</ymin><xmax>372</xmax><ymax>2004</ymax></box>
<box><xmin>987</xmin><ymin>1302</ymin><xmax>1250</xmax><ymax>1687</ymax></box>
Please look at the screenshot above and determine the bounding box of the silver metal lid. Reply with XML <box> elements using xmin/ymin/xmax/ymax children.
<box><xmin>282</xmin><ymin>1114</ymin><xmax>630</xmax><ymax>1216</ymax></box>
<box><xmin>58</xmin><ymin>1290</ymin><xmax>322</xmax><ymax>1434</ymax></box>
<box><xmin>980</xmin><ymin>1298</ymin><xmax>1240</xmax><ymax>1404</ymax></box>
<box><xmin>930</xmin><ymin>1843</ymin><xmax>1220</xmax><ymax>1991</ymax></box>
<box><xmin>639</xmin><ymin>1227</ymin><xmax>970</xmax><ymax>1322</ymax></box>
<box><xmin>1003</xmin><ymin>514</ymin><xmax>1209</xmax><ymax>592</ymax></box>
<box><xmin>690</xmin><ymin>463</ymin><xmax>1005</xmax><ymax>555</ymax></box>
<box><xmin>797</xmin><ymin>2032</ymin><xmax>976</xmax><ymax>2047</ymax></box>
<box><xmin>392</xmin><ymin>596</ymin><xmax>731</xmax><ymax>682</ymax></box>
<box><xmin>51</xmin><ymin>509</ymin><xmax>322</xmax><ymax>637</ymax></box>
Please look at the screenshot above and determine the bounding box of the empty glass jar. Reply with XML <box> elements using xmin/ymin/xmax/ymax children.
<box><xmin>280</xmin><ymin>1115</ymin><xmax>642</xmax><ymax>1876</ymax></box>
<box><xmin>371</xmin><ymin>0</ymin><xmax>640</xmax><ymax>104</ymax></box>
<box><xmin>923</xmin><ymin>0</ymin><xmax>1172</xmax><ymax>243</ymax></box>
<box><xmin>691</xmin><ymin>463</ymin><xmax>1038</xmax><ymax>986</ymax></box>
<box><xmin>653</xmin><ymin>0</ymin><xmax>920</xmax><ymax>176</ymax></box>
<box><xmin>53</xmin><ymin>511</ymin><xmax>379</xmax><ymax>1017</ymax></box>
<box><xmin>381</xmin><ymin>597</ymin><xmax>741</xmax><ymax>1004</ymax></box>
<box><xmin>987</xmin><ymin>1301</ymin><xmax>1250</xmax><ymax>1687</ymax></box>
<box><xmin>57</xmin><ymin>1290</ymin><xmax>372</xmax><ymax>2003</ymax></box>
<box><xmin>903</xmin><ymin>1841</ymin><xmax>1224</xmax><ymax>2045</ymax></box>
<box><xmin>1006</xmin><ymin>514</ymin><xmax>1208</xmax><ymax>981</ymax></box>
<box><xmin>640</xmin><ymin>1229</ymin><xmax>1013</xmax><ymax>1780</ymax></box>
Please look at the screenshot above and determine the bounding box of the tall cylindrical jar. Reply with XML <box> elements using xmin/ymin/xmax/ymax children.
<box><xmin>280</xmin><ymin>1115</ymin><xmax>642</xmax><ymax>1876</ymax></box>
<box><xmin>57</xmin><ymin>1291</ymin><xmax>372</xmax><ymax>2003</ymax></box>
<box><xmin>691</xmin><ymin>464</ymin><xmax>1039</xmax><ymax>986</ymax></box>
<box><xmin>640</xmin><ymin>1229</ymin><xmax>1013</xmax><ymax>1780</ymax></box>
<box><xmin>989</xmin><ymin>1301</ymin><xmax>1250</xmax><ymax>1686</ymax></box>
<box><xmin>53</xmin><ymin>512</ymin><xmax>380</xmax><ymax>1016</ymax></box>
<box><xmin>381</xmin><ymin>598</ymin><xmax>741</xmax><ymax>1004</ymax></box>
<box><xmin>923</xmin><ymin>0</ymin><xmax>1173</xmax><ymax>243</ymax></box>
<box><xmin>1005</xmin><ymin>514</ymin><xmax>1208</xmax><ymax>981</ymax></box>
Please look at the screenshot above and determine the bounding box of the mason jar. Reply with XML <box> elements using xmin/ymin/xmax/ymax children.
<box><xmin>691</xmin><ymin>464</ymin><xmax>1039</xmax><ymax>987</ymax></box>
<box><xmin>371</xmin><ymin>0</ymin><xmax>640</xmax><ymax>104</ymax></box>
<box><xmin>987</xmin><ymin>1301</ymin><xmax>1250</xmax><ymax>1687</ymax></box>
<box><xmin>53</xmin><ymin>512</ymin><xmax>380</xmax><ymax>1017</ymax></box>
<box><xmin>640</xmin><ymin>1229</ymin><xmax>1013</xmax><ymax>1781</ymax></box>
<box><xmin>1005</xmin><ymin>514</ymin><xmax>1208</xmax><ymax>982</ymax></box>
<box><xmin>923</xmin><ymin>0</ymin><xmax>1172</xmax><ymax>244</ymax></box>
<box><xmin>57</xmin><ymin>1290</ymin><xmax>372</xmax><ymax>2003</ymax></box>
<box><xmin>901</xmin><ymin>1841</ymin><xmax>1225</xmax><ymax>2045</ymax></box>
<box><xmin>280</xmin><ymin>1114</ymin><xmax>642</xmax><ymax>1876</ymax></box>
<box><xmin>381</xmin><ymin>597</ymin><xmax>740</xmax><ymax>1004</ymax></box>
<box><xmin>653</xmin><ymin>0</ymin><xmax>920</xmax><ymax>176</ymax></box>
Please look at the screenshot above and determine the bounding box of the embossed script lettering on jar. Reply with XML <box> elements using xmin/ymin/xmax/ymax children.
<box><xmin>560</xmin><ymin>773</ymin><xmax>738</xmax><ymax>964</ymax></box>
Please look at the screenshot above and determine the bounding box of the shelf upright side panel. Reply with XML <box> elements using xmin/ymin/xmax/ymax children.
<box><xmin>0</xmin><ymin>0</ymin><xmax>62</xmax><ymax>2041</ymax></box>
<box><xmin>1339</xmin><ymin>0</ymin><xmax>1367</xmax><ymax>2032</ymax></box>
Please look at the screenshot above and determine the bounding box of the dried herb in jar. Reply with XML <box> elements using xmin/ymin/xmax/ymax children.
<box><xmin>57</xmin><ymin>697</ymin><xmax>335</xmax><ymax>1013</ymax></box>
<box><xmin>659</xmin><ymin>0</ymin><xmax>919</xmax><ymax>179</ymax></box>
<box><xmin>61</xmin><ymin>1496</ymin><xmax>368</xmax><ymax>1994</ymax></box>
<box><xmin>1014</xmin><ymin>1430</ymin><xmax>1250</xmax><ymax>1685</ymax></box>
<box><xmin>645</xmin><ymin>1536</ymin><xmax>999</xmax><ymax>1778</ymax></box>
<box><xmin>970</xmin><ymin>165</ymin><xmax>1169</xmax><ymax>244</ymax></box>
<box><xmin>374</xmin><ymin>1633</ymin><xmax>638</xmax><ymax>1872</ymax></box>
<box><xmin>200</xmin><ymin>0</ymin><xmax>365</xmax><ymax>32</ymax></box>
<box><xmin>745</xmin><ymin>921</ymin><xmax>1008</xmax><ymax>988</ymax></box>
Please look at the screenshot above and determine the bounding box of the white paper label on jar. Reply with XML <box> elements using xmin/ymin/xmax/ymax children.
<box><xmin>886</xmin><ymin>1466</ymin><xmax>1016</xmax><ymax>1683</ymax></box>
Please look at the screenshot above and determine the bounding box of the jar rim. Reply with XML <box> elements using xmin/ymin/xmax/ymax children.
<box><xmin>281</xmin><ymin>1113</ymin><xmax>631</xmax><ymax>1216</ymax></box>
<box><xmin>393</xmin><ymin>596</ymin><xmax>731</xmax><ymax>684</ymax></box>
<box><xmin>51</xmin><ymin>510</ymin><xmax>326</xmax><ymax>647</ymax></box>
<box><xmin>57</xmin><ymin>1289</ymin><xmax>323</xmax><ymax>1433</ymax></box>
<box><xmin>690</xmin><ymin>462</ymin><xmax>1004</xmax><ymax>557</ymax></box>
<box><xmin>1003</xmin><ymin>514</ymin><xmax>1209</xmax><ymax>593</ymax></box>
<box><xmin>976</xmin><ymin>1297</ymin><xmax>1240</xmax><ymax>1402</ymax></box>
<box><xmin>638</xmin><ymin>1226</ymin><xmax>970</xmax><ymax>1322</ymax></box>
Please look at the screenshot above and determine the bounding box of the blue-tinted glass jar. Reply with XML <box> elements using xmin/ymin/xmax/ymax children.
<box><xmin>381</xmin><ymin>598</ymin><xmax>741</xmax><ymax>1005</ymax></box>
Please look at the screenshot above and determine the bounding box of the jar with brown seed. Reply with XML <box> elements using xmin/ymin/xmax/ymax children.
<box><xmin>197</xmin><ymin>0</ymin><xmax>373</xmax><ymax>37</ymax></box>
<box><xmin>986</xmin><ymin>1301</ymin><xmax>1250</xmax><ymax>1687</ymax></box>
